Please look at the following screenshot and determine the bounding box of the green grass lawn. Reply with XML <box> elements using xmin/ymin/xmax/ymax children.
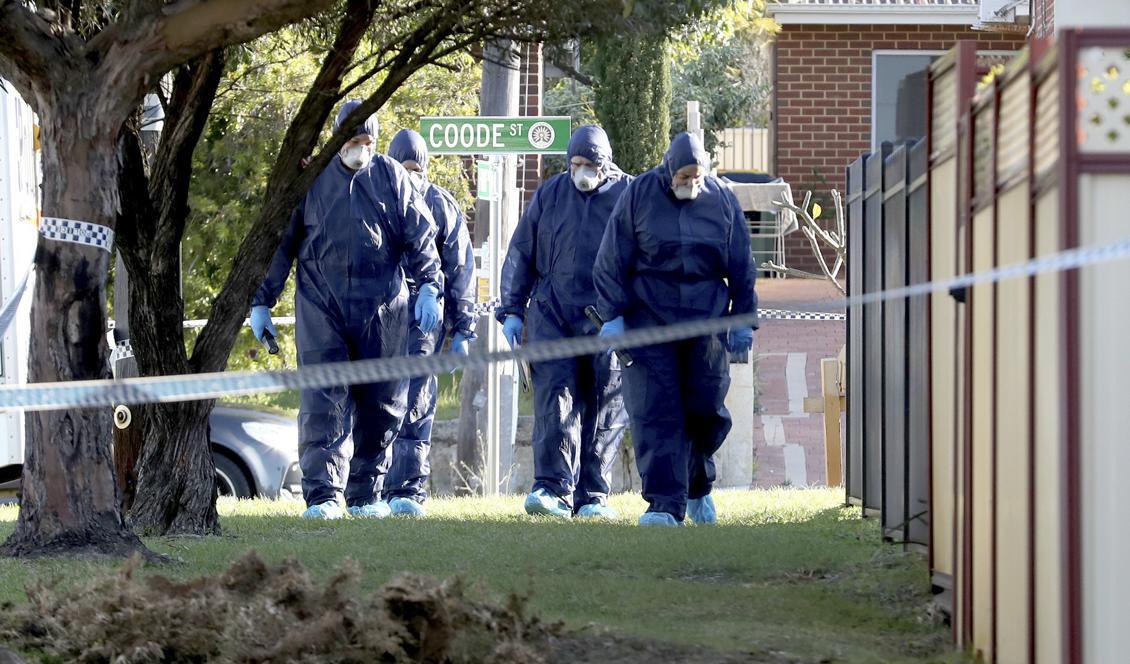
<box><xmin>0</xmin><ymin>489</ymin><xmax>951</xmax><ymax>663</ymax></box>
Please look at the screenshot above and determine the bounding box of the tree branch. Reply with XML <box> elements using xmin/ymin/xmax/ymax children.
<box><xmin>149</xmin><ymin>49</ymin><xmax>227</xmax><ymax>259</ymax></box>
<box><xmin>190</xmin><ymin>0</ymin><xmax>377</xmax><ymax>372</ymax></box>
<box><xmin>548</xmin><ymin>57</ymin><xmax>592</xmax><ymax>87</ymax></box>
<box><xmin>0</xmin><ymin>0</ymin><xmax>65</xmax><ymax>95</ymax></box>
<box><xmin>151</xmin><ymin>0</ymin><xmax>337</xmax><ymax>66</ymax></box>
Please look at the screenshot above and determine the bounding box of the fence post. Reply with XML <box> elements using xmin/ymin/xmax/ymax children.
<box><xmin>822</xmin><ymin>357</ymin><xmax>844</xmax><ymax>487</ymax></box>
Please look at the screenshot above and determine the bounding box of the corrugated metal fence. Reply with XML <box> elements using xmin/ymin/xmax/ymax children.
<box><xmin>715</xmin><ymin>127</ymin><xmax>770</xmax><ymax>173</ymax></box>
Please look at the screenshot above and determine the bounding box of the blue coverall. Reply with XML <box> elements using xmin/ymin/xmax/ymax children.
<box><xmin>497</xmin><ymin>126</ymin><xmax>633</xmax><ymax>511</ymax></box>
<box><xmin>252</xmin><ymin>105</ymin><xmax>442</xmax><ymax>508</ymax></box>
<box><xmin>593</xmin><ymin>132</ymin><xmax>758</xmax><ymax>521</ymax></box>
<box><xmin>381</xmin><ymin>129</ymin><xmax>476</xmax><ymax>504</ymax></box>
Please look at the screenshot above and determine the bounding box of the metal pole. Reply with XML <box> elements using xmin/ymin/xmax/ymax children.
<box><xmin>484</xmin><ymin>154</ymin><xmax>504</xmax><ymax>496</ymax></box>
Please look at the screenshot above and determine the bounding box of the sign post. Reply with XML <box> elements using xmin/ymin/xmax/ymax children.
<box><xmin>423</xmin><ymin>116</ymin><xmax>567</xmax><ymax>495</ymax></box>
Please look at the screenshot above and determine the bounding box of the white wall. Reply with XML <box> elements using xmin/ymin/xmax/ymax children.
<box><xmin>1056</xmin><ymin>0</ymin><xmax>1130</xmax><ymax>28</ymax></box>
<box><xmin>0</xmin><ymin>81</ymin><xmax>40</xmax><ymax>467</ymax></box>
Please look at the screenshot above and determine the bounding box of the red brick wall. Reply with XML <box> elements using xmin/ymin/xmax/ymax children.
<box><xmin>519</xmin><ymin>42</ymin><xmax>544</xmax><ymax>211</ymax></box>
<box><xmin>1033</xmin><ymin>0</ymin><xmax>1055</xmax><ymax>39</ymax></box>
<box><xmin>773</xmin><ymin>24</ymin><xmax>1024</xmax><ymax>270</ymax></box>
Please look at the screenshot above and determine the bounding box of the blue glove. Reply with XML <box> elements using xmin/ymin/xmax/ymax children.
<box><xmin>502</xmin><ymin>315</ymin><xmax>523</xmax><ymax>348</ymax></box>
<box><xmin>598</xmin><ymin>316</ymin><xmax>625</xmax><ymax>338</ymax></box>
<box><xmin>451</xmin><ymin>331</ymin><xmax>473</xmax><ymax>356</ymax></box>
<box><xmin>249</xmin><ymin>306</ymin><xmax>278</xmax><ymax>342</ymax></box>
<box><xmin>415</xmin><ymin>283</ymin><xmax>441</xmax><ymax>334</ymax></box>
<box><xmin>727</xmin><ymin>327</ymin><xmax>754</xmax><ymax>354</ymax></box>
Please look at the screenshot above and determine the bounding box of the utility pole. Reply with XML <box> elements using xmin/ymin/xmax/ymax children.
<box><xmin>456</xmin><ymin>40</ymin><xmax>522</xmax><ymax>495</ymax></box>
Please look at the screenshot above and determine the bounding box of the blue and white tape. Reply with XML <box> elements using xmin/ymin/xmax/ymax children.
<box><xmin>39</xmin><ymin>218</ymin><xmax>114</xmax><ymax>252</ymax></box>
<box><xmin>3</xmin><ymin>235</ymin><xmax>1130</xmax><ymax>412</ymax></box>
<box><xmin>1</xmin><ymin>219</ymin><xmax>114</xmax><ymax>340</ymax></box>
<box><xmin>759</xmin><ymin>308</ymin><xmax>845</xmax><ymax>322</ymax></box>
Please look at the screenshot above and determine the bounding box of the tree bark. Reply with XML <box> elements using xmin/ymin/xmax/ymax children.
<box><xmin>127</xmin><ymin>400</ymin><xmax>217</xmax><ymax>535</ymax></box>
<box><xmin>115</xmin><ymin>52</ymin><xmax>226</xmax><ymax>536</ymax></box>
<box><xmin>2</xmin><ymin>90</ymin><xmax>149</xmax><ymax>558</ymax></box>
<box><xmin>0</xmin><ymin>0</ymin><xmax>353</xmax><ymax>555</ymax></box>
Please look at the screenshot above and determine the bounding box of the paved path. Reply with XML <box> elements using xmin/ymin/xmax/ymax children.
<box><xmin>753</xmin><ymin>279</ymin><xmax>845</xmax><ymax>488</ymax></box>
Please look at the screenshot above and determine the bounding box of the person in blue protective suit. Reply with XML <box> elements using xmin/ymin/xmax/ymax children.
<box><xmin>497</xmin><ymin>125</ymin><xmax>633</xmax><ymax>520</ymax></box>
<box><xmin>250</xmin><ymin>100</ymin><xmax>444</xmax><ymax>520</ymax></box>
<box><xmin>592</xmin><ymin>132</ymin><xmax>757</xmax><ymax>527</ymax></box>
<box><xmin>379</xmin><ymin>128</ymin><xmax>477</xmax><ymax>518</ymax></box>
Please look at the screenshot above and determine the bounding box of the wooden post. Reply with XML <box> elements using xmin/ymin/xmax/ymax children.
<box><xmin>804</xmin><ymin>355</ymin><xmax>846</xmax><ymax>487</ymax></box>
<box><xmin>822</xmin><ymin>357</ymin><xmax>844</xmax><ymax>487</ymax></box>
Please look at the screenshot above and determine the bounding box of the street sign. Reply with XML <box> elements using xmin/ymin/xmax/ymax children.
<box><xmin>476</xmin><ymin>160</ymin><xmax>495</xmax><ymax>200</ymax></box>
<box><xmin>420</xmin><ymin>116</ymin><xmax>570</xmax><ymax>155</ymax></box>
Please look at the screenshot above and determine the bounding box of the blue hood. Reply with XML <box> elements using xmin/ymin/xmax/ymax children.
<box><xmin>388</xmin><ymin>129</ymin><xmax>428</xmax><ymax>170</ymax></box>
<box><xmin>662</xmin><ymin>132</ymin><xmax>710</xmax><ymax>181</ymax></box>
<box><xmin>333</xmin><ymin>99</ymin><xmax>380</xmax><ymax>139</ymax></box>
<box><xmin>567</xmin><ymin>125</ymin><xmax>613</xmax><ymax>167</ymax></box>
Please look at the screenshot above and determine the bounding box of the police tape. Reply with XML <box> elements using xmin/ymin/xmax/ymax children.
<box><xmin>759</xmin><ymin>308</ymin><xmax>845</xmax><ymax>321</ymax></box>
<box><xmin>0</xmin><ymin>261</ymin><xmax>33</xmax><ymax>340</ymax></box>
<box><xmin>2</xmin><ymin>234</ymin><xmax>1130</xmax><ymax>412</ymax></box>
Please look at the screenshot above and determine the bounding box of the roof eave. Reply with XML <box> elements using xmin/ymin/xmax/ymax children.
<box><xmin>767</xmin><ymin>5</ymin><xmax>980</xmax><ymax>26</ymax></box>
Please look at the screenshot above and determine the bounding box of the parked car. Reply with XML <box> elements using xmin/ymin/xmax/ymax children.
<box><xmin>209</xmin><ymin>405</ymin><xmax>302</xmax><ymax>499</ymax></box>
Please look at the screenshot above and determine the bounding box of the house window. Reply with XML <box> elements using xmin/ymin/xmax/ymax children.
<box><xmin>872</xmin><ymin>52</ymin><xmax>942</xmax><ymax>152</ymax></box>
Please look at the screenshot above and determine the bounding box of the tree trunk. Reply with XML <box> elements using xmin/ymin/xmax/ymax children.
<box><xmin>111</xmin><ymin>253</ymin><xmax>145</xmax><ymax>513</ymax></box>
<box><xmin>122</xmin><ymin>228</ymin><xmax>219</xmax><ymax>536</ymax></box>
<box><xmin>2</xmin><ymin>100</ymin><xmax>149</xmax><ymax>558</ymax></box>
<box><xmin>127</xmin><ymin>401</ymin><xmax>217</xmax><ymax>536</ymax></box>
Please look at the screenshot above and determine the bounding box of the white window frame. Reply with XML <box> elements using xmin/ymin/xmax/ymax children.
<box><xmin>870</xmin><ymin>50</ymin><xmax>947</xmax><ymax>153</ymax></box>
<box><xmin>870</xmin><ymin>49</ymin><xmax>1020</xmax><ymax>152</ymax></box>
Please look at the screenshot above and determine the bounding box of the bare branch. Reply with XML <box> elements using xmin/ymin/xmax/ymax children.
<box><xmin>214</xmin><ymin>55</ymin><xmax>297</xmax><ymax>100</ymax></box>
<box><xmin>548</xmin><ymin>57</ymin><xmax>593</xmax><ymax>87</ymax></box>
<box><xmin>149</xmin><ymin>49</ymin><xmax>227</xmax><ymax>256</ymax></box>
<box><xmin>766</xmin><ymin>189</ymin><xmax>848</xmax><ymax>295</ymax></box>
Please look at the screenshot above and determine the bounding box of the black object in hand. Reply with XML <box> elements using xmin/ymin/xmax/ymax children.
<box><xmin>262</xmin><ymin>330</ymin><xmax>280</xmax><ymax>355</ymax></box>
<box><xmin>584</xmin><ymin>306</ymin><xmax>633</xmax><ymax>368</ymax></box>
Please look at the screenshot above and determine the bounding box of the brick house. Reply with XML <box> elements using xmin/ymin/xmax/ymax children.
<box><xmin>463</xmin><ymin>43</ymin><xmax>544</xmax><ymax>241</ymax></box>
<box><xmin>765</xmin><ymin>0</ymin><xmax>1026</xmax><ymax>270</ymax></box>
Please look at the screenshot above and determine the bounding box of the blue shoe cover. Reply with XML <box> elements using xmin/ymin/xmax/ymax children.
<box><xmin>302</xmin><ymin>502</ymin><xmax>344</xmax><ymax>520</ymax></box>
<box><xmin>687</xmin><ymin>495</ymin><xmax>717</xmax><ymax>525</ymax></box>
<box><xmin>638</xmin><ymin>512</ymin><xmax>683</xmax><ymax>527</ymax></box>
<box><xmin>576</xmin><ymin>503</ymin><xmax>618</xmax><ymax>519</ymax></box>
<box><xmin>524</xmin><ymin>489</ymin><xmax>572</xmax><ymax>519</ymax></box>
<box><xmin>347</xmin><ymin>501</ymin><xmax>391</xmax><ymax>519</ymax></box>
<box><xmin>389</xmin><ymin>497</ymin><xmax>426</xmax><ymax>517</ymax></box>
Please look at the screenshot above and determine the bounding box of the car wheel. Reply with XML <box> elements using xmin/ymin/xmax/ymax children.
<box><xmin>213</xmin><ymin>452</ymin><xmax>253</xmax><ymax>499</ymax></box>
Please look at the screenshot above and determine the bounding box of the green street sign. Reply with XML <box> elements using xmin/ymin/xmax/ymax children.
<box><xmin>476</xmin><ymin>160</ymin><xmax>495</xmax><ymax>201</ymax></box>
<box><xmin>420</xmin><ymin>116</ymin><xmax>570</xmax><ymax>155</ymax></box>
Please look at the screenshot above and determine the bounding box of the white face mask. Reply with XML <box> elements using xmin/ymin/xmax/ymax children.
<box><xmin>339</xmin><ymin>143</ymin><xmax>372</xmax><ymax>170</ymax></box>
<box><xmin>572</xmin><ymin>165</ymin><xmax>601</xmax><ymax>192</ymax></box>
<box><xmin>672</xmin><ymin>181</ymin><xmax>701</xmax><ymax>201</ymax></box>
<box><xmin>408</xmin><ymin>170</ymin><xmax>427</xmax><ymax>190</ymax></box>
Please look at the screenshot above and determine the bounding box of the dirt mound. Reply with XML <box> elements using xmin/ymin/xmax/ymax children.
<box><xmin>0</xmin><ymin>553</ymin><xmax>817</xmax><ymax>663</ymax></box>
<box><xmin>0</xmin><ymin>551</ymin><xmax>557</xmax><ymax>663</ymax></box>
